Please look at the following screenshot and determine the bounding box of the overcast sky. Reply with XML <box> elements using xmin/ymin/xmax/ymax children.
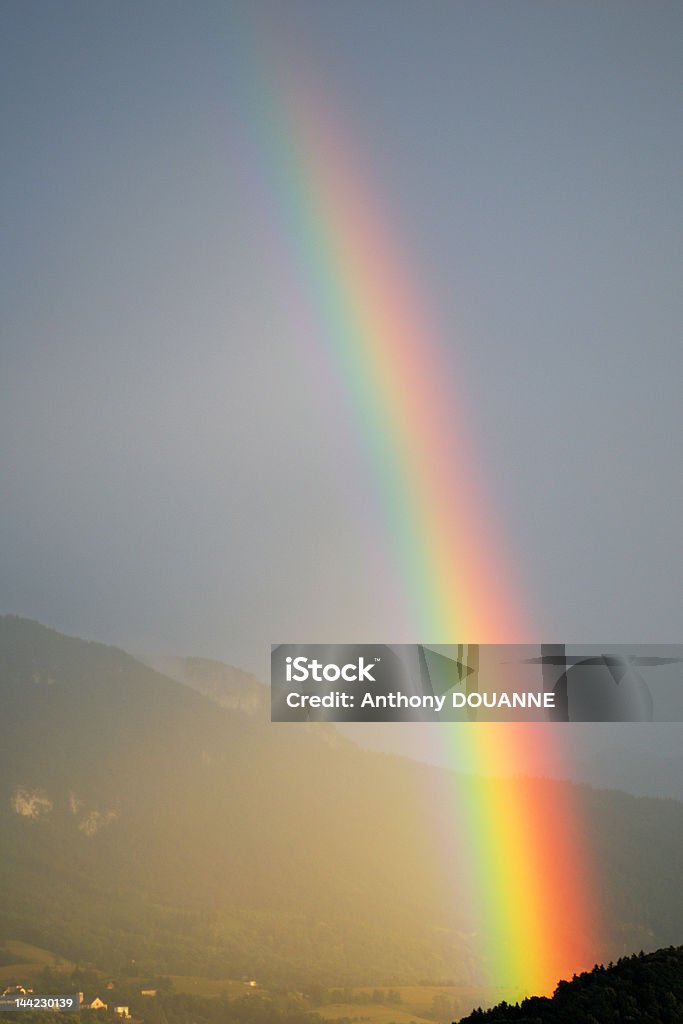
<box><xmin>2</xmin><ymin>2</ymin><xmax>682</xmax><ymax>679</ymax></box>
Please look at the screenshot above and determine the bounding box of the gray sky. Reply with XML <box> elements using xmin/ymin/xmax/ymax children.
<box><xmin>2</xmin><ymin>1</ymin><xmax>682</xmax><ymax>679</ymax></box>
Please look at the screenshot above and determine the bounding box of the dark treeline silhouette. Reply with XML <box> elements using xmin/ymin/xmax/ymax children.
<box><xmin>457</xmin><ymin>946</ymin><xmax>683</xmax><ymax>1023</ymax></box>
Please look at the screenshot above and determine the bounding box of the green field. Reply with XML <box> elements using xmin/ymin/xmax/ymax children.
<box><xmin>313</xmin><ymin>985</ymin><xmax>500</xmax><ymax>1024</ymax></box>
<box><xmin>0</xmin><ymin>941</ymin><xmax>75</xmax><ymax>984</ymax></box>
<box><xmin>0</xmin><ymin>940</ymin><xmax>497</xmax><ymax>1023</ymax></box>
<box><xmin>168</xmin><ymin>976</ymin><xmax>256</xmax><ymax>998</ymax></box>
<box><xmin>315</xmin><ymin>1002</ymin><xmax>429</xmax><ymax>1024</ymax></box>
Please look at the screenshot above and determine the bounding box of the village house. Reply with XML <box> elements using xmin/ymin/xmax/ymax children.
<box><xmin>78</xmin><ymin>995</ymin><xmax>108</xmax><ymax>1010</ymax></box>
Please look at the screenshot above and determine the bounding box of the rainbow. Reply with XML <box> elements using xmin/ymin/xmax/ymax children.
<box><xmin>243</xmin><ymin>36</ymin><xmax>601</xmax><ymax>1000</ymax></box>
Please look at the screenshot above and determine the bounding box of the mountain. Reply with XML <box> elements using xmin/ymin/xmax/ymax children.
<box><xmin>142</xmin><ymin>655</ymin><xmax>267</xmax><ymax>715</ymax></box>
<box><xmin>337</xmin><ymin>720</ymin><xmax>683</xmax><ymax>802</ymax></box>
<box><xmin>0</xmin><ymin>617</ymin><xmax>474</xmax><ymax>985</ymax></box>
<box><xmin>457</xmin><ymin>945</ymin><xmax>683</xmax><ymax>1023</ymax></box>
<box><xmin>1</xmin><ymin>616</ymin><xmax>682</xmax><ymax>992</ymax></box>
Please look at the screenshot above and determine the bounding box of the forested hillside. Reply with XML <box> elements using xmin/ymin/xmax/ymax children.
<box><xmin>457</xmin><ymin>946</ymin><xmax>683</xmax><ymax>1022</ymax></box>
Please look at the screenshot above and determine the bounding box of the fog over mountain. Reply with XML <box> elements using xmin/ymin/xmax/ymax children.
<box><xmin>138</xmin><ymin>649</ymin><xmax>683</xmax><ymax>802</ymax></box>
<box><xmin>336</xmin><ymin>719</ymin><xmax>683</xmax><ymax>802</ymax></box>
<box><xmin>2</xmin><ymin>616</ymin><xmax>682</xmax><ymax>999</ymax></box>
